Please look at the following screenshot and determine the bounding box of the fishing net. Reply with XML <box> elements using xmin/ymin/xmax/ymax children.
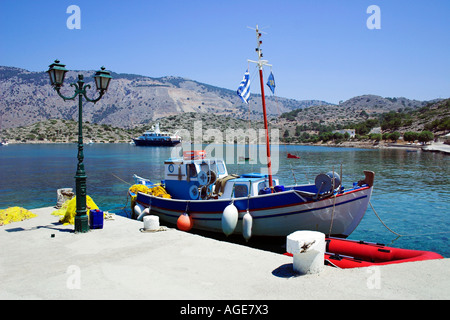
<box><xmin>51</xmin><ymin>195</ymin><xmax>99</xmax><ymax>225</ymax></box>
<box><xmin>0</xmin><ymin>207</ymin><xmax>37</xmax><ymax>226</ymax></box>
<box><xmin>129</xmin><ymin>184</ymin><xmax>171</xmax><ymax>199</ymax></box>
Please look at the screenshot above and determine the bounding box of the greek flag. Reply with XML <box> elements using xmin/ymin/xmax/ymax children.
<box><xmin>237</xmin><ymin>69</ymin><xmax>251</xmax><ymax>104</ymax></box>
<box><xmin>266</xmin><ymin>72</ymin><xmax>275</xmax><ymax>94</ymax></box>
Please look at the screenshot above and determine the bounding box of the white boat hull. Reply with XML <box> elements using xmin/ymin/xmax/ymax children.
<box><xmin>134</xmin><ymin>186</ymin><xmax>372</xmax><ymax>238</ymax></box>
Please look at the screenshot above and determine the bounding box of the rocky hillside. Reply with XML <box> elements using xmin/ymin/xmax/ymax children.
<box><xmin>279</xmin><ymin>94</ymin><xmax>440</xmax><ymax>128</ymax></box>
<box><xmin>1</xmin><ymin>113</ymin><xmax>268</xmax><ymax>144</ymax></box>
<box><xmin>279</xmin><ymin>97</ymin><xmax>449</xmax><ymax>140</ymax></box>
<box><xmin>0</xmin><ymin>66</ymin><xmax>329</xmax><ymax>130</ymax></box>
<box><xmin>3</xmin><ymin>99</ymin><xmax>447</xmax><ymax>145</ymax></box>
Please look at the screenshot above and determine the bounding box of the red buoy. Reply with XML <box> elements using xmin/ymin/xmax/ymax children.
<box><xmin>177</xmin><ymin>212</ymin><xmax>193</xmax><ymax>232</ymax></box>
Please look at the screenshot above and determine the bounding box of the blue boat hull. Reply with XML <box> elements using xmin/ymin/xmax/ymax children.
<box><xmin>133</xmin><ymin>139</ymin><xmax>181</xmax><ymax>147</ymax></box>
<box><xmin>134</xmin><ymin>185</ymin><xmax>372</xmax><ymax>238</ymax></box>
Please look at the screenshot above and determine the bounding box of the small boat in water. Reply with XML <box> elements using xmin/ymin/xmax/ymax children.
<box><xmin>133</xmin><ymin>123</ymin><xmax>181</xmax><ymax>147</ymax></box>
<box><xmin>287</xmin><ymin>153</ymin><xmax>300</xmax><ymax>159</ymax></box>
<box><xmin>128</xmin><ymin>26</ymin><xmax>375</xmax><ymax>241</ymax></box>
<box><xmin>284</xmin><ymin>238</ymin><xmax>444</xmax><ymax>268</ymax></box>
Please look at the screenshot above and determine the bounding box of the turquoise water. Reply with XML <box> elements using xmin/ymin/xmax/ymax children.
<box><xmin>1</xmin><ymin>143</ymin><xmax>449</xmax><ymax>257</ymax></box>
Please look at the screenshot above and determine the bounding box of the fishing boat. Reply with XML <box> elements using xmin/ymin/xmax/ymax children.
<box><xmin>128</xmin><ymin>26</ymin><xmax>375</xmax><ymax>240</ymax></box>
<box><xmin>133</xmin><ymin>123</ymin><xmax>181</xmax><ymax>147</ymax></box>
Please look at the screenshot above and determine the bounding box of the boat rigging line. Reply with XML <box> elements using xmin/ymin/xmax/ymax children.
<box><xmin>369</xmin><ymin>200</ymin><xmax>450</xmax><ymax>239</ymax></box>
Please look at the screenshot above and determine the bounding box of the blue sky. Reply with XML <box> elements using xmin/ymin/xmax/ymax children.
<box><xmin>1</xmin><ymin>0</ymin><xmax>449</xmax><ymax>104</ymax></box>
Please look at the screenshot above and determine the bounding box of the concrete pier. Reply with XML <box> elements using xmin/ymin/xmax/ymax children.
<box><xmin>1</xmin><ymin>207</ymin><xmax>449</xmax><ymax>300</ymax></box>
<box><xmin>422</xmin><ymin>142</ymin><xmax>450</xmax><ymax>154</ymax></box>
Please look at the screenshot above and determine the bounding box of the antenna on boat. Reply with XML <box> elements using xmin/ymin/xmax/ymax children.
<box><xmin>247</xmin><ymin>24</ymin><xmax>274</xmax><ymax>191</ymax></box>
<box><xmin>247</xmin><ymin>25</ymin><xmax>272</xmax><ymax>70</ymax></box>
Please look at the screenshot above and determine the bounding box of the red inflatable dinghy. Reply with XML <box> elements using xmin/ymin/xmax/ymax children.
<box><xmin>284</xmin><ymin>237</ymin><xmax>444</xmax><ymax>269</ymax></box>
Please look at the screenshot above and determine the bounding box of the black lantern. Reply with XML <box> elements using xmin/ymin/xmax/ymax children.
<box><xmin>94</xmin><ymin>66</ymin><xmax>112</xmax><ymax>92</ymax></box>
<box><xmin>47</xmin><ymin>60</ymin><xmax>68</xmax><ymax>88</ymax></box>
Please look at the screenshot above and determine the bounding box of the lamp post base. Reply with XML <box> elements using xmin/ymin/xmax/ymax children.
<box><xmin>74</xmin><ymin>214</ymin><xmax>89</xmax><ymax>233</ymax></box>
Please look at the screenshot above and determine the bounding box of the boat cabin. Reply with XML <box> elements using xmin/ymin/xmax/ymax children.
<box><xmin>163</xmin><ymin>151</ymin><xmax>279</xmax><ymax>200</ymax></box>
<box><xmin>219</xmin><ymin>174</ymin><xmax>280</xmax><ymax>199</ymax></box>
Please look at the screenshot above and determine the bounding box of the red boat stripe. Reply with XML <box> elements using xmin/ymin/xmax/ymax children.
<box><xmin>137</xmin><ymin>192</ymin><xmax>369</xmax><ymax>221</ymax></box>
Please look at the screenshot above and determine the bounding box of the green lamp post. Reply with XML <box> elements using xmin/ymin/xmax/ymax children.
<box><xmin>47</xmin><ymin>60</ymin><xmax>112</xmax><ymax>233</ymax></box>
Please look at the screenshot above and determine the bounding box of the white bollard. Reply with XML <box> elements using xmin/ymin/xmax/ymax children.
<box><xmin>286</xmin><ymin>231</ymin><xmax>325</xmax><ymax>275</ymax></box>
<box><xmin>143</xmin><ymin>215</ymin><xmax>160</xmax><ymax>231</ymax></box>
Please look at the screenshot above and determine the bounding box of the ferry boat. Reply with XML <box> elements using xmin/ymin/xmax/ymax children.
<box><xmin>133</xmin><ymin>123</ymin><xmax>181</xmax><ymax>147</ymax></box>
<box><xmin>127</xmin><ymin>26</ymin><xmax>375</xmax><ymax>241</ymax></box>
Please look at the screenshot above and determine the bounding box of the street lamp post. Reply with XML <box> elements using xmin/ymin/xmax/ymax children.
<box><xmin>47</xmin><ymin>60</ymin><xmax>112</xmax><ymax>233</ymax></box>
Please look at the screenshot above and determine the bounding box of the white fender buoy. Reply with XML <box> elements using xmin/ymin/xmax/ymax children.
<box><xmin>134</xmin><ymin>203</ymin><xmax>145</xmax><ymax>220</ymax></box>
<box><xmin>242</xmin><ymin>210</ymin><xmax>253</xmax><ymax>242</ymax></box>
<box><xmin>137</xmin><ymin>207</ymin><xmax>150</xmax><ymax>221</ymax></box>
<box><xmin>221</xmin><ymin>203</ymin><xmax>238</xmax><ymax>236</ymax></box>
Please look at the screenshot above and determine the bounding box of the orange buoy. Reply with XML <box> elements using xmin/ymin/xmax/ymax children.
<box><xmin>177</xmin><ymin>212</ymin><xmax>193</xmax><ymax>232</ymax></box>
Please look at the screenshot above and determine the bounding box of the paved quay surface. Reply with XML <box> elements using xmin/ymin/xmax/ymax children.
<box><xmin>422</xmin><ymin>142</ymin><xmax>450</xmax><ymax>154</ymax></box>
<box><xmin>1</xmin><ymin>207</ymin><xmax>449</xmax><ymax>300</ymax></box>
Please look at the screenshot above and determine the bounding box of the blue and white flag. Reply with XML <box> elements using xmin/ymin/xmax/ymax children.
<box><xmin>237</xmin><ymin>69</ymin><xmax>251</xmax><ymax>104</ymax></box>
<box><xmin>266</xmin><ymin>71</ymin><xmax>275</xmax><ymax>94</ymax></box>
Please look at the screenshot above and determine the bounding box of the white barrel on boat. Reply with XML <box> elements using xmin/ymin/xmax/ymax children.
<box><xmin>143</xmin><ymin>215</ymin><xmax>160</xmax><ymax>231</ymax></box>
<box><xmin>286</xmin><ymin>231</ymin><xmax>325</xmax><ymax>275</ymax></box>
<box><xmin>222</xmin><ymin>203</ymin><xmax>238</xmax><ymax>236</ymax></box>
<box><xmin>242</xmin><ymin>210</ymin><xmax>253</xmax><ymax>241</ymax></box>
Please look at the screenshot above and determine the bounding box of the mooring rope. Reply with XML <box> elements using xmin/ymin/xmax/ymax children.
<box><xmin>369</xmin><ymin>201</ymin><xmax>450</xmax><ymax>238</ymax></box>
<box><xmin>112</xmin><ymin>173</ymin><xmax>132</xmax><ymax>186</ymax></box>
<box><xmin>369</xmin><ymin>201</ymin><xmax>403</xmax><ymax>237</ymax></box>
<box><xmin>327</xmin><ymin>167</ymin><xmax>337</xmax><ymax>237</ymax></box>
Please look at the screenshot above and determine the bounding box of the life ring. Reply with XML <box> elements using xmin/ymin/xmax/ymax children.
<box><xmin>198</xmin><ymin>170</ymin><xmax>208</xmax><ymax>186</ymax></box>
<box><xmin>189</xmin><ymin>185</ymin><xmax>199</xmax><ymax>200</ymax></box>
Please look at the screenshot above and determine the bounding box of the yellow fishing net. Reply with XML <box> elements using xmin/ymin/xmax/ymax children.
<box><xmin>0</xmin><ymin>207</ymin><xmax>37</xmax><ymax>226</ymax></box>
<box><xmin>129</xmin><ymin>184</ymin><xmax>171</xmax><ymax>199</ymax></box>
<box><xmin>51</xmin><ymin>195</ymin><xmax>99</xmax><ymax>225</ymax></box>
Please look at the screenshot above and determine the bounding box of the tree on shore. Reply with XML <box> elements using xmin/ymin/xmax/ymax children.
<box><xmin>403</xmin><ymin>131</ymin><xmax>419</xmax><ymax>143</ymax></box>
<box><xmin>418</xmin><ymin>131</ymin><xmax>434</xmax><ymax>144</ymax></box>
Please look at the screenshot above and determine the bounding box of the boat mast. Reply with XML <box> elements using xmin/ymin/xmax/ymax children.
<box><xmin>248</xmin><ymin>25</ymin><xmax>273</xmax><ymax>190</ymax></box>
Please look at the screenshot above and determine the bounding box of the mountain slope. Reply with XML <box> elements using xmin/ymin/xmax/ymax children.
<box><xmin>0</xmin><ymin>66</ymin><xmax>330</xmax><ymax>130</ymax></box>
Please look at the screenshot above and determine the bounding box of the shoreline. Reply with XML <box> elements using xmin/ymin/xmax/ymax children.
<box><xmin>3</xmin><ymin>139</ymin><xmax>447</xmax><ymax>152</ymax></box>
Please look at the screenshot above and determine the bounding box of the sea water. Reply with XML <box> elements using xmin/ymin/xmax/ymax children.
<box><xmin>1</xmin><ymin>143</ymin><xmax>448</xmax><ymax>257</ymax></box>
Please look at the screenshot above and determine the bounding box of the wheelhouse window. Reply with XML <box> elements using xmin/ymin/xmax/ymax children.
<box><xmin>217</xmin><ymin>161</ymin><xmax>226</xmax><ymax>175</ymax></box>
<box><xmin>234</xmin><ymin>184</ymin><xmax>249</xmax><ymax>198</ymax></box>
<box><xmin>187</xmin><ymin>163</ymin><xmax>198</xmax><ymax>178</ymax></box>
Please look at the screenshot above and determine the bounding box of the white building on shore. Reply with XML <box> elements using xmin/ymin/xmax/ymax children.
<box><xmin>332</xmin><ymin>129</ymin><xmax>356</xmax><ymax>138</ymax></box>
